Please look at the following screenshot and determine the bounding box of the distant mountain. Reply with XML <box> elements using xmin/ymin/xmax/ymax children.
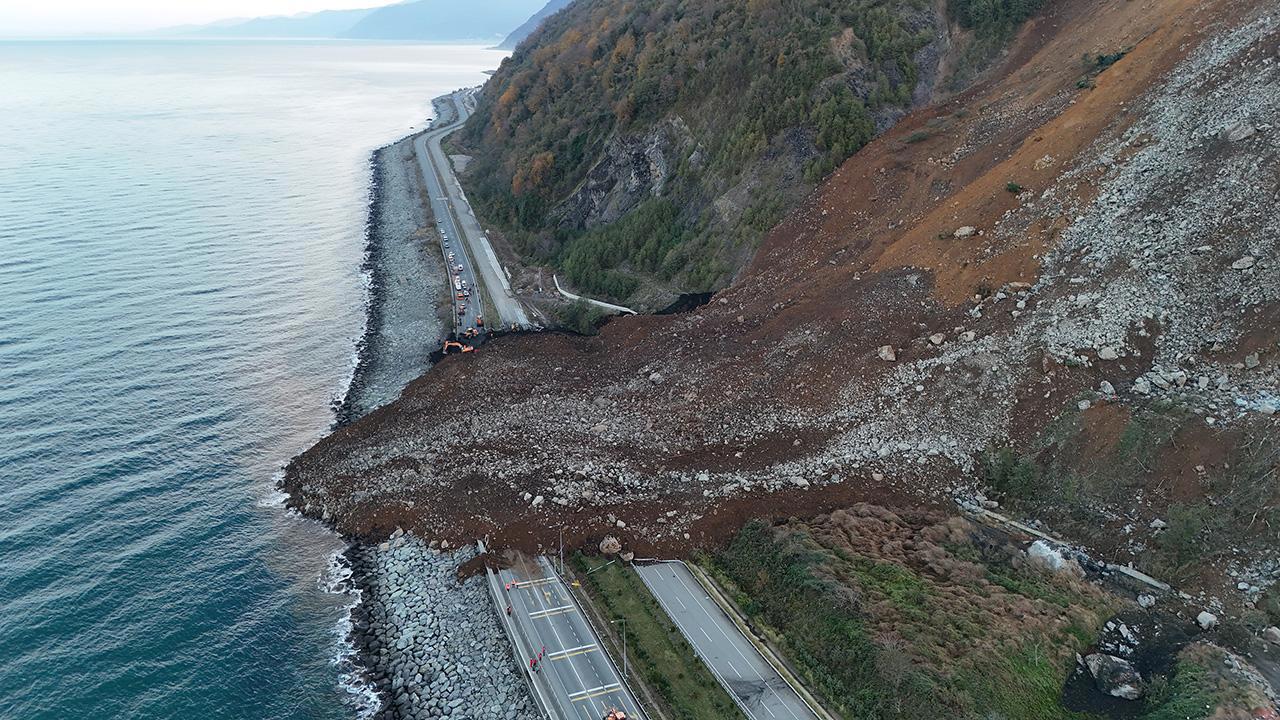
<box><xmin>341</xmin><ymin>0</ymin><xmax>545</xmax><ymax>41</ymax></box>
<box><xmin>173</xmin><ymin>7</ymin><xmax>380</xmax><ymax>38</ymax></box>
<box><xmin>497</xmin><ymin>0</ymin><xmax>572</xmax><ymax>50</ymax></box>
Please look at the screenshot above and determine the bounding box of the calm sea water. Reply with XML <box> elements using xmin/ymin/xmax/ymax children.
<box><xmin>0</xmin><ymin>40</ymin><xmax>504</xmax><ymax>718</ymax></box>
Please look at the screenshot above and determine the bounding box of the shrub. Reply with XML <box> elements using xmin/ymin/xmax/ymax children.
<box><xmin>979</xmin><ymin>446</ymin><xmax>1039</xmax><ymax>501</ymax></box>
<box><xmin>556</xmin><ymin>299</ymin><xmax>603</xmax><ymax>335</ymax></box>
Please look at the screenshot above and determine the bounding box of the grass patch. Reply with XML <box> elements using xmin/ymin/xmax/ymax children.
<box><xmin>703</xmin><ymin>516</ymin><xmax>1112</xmax><ymax>719</ymax></box>
<box><xmin>571</xmin><ymin>555</ymin><xmax>745</xmax><ymax>720</ymax></box>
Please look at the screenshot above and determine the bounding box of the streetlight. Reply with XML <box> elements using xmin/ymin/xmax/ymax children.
<box><xmin>612</xmin><ymin>618</ymin><xmax>627</xmax><ymax>678</ymax></box>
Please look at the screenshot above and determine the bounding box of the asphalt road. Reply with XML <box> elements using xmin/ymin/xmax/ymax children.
<box><xmin>414</xmin><ymin>100</ymin><xmax>482</xmax><ymax>336</ymax></box>
<box><xmin>634</xmin><ymin>562</ymin><xmax>817</xmax><ymax>720</ymax></box>
<box><xmin>497</xmin><ymin>557</ymin><xmax>645</xmax><ymax>720</ymax></box>
<box><xmin>414</xmin><ymin>90</ymin><xmax>530</xmax><ymax>332</ymax></box>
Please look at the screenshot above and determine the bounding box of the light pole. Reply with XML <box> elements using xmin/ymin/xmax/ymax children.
<box><xmin>613</xmin><ymin>618</ymin><xmax>627</xmax><ymax>678</ymax></box>
<box><xmin>559</xmin><ymin>527</ymin><xmax>564</xmax><ymax>574</ymax></box>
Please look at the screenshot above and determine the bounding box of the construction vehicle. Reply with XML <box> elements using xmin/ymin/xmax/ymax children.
<box><xmin>476</xmin><ymin>315</ymin><xmax>484</xmax><ymax>328</ymax></box>
<box><xmin>603</xmin><ymin>710</ymin><xmax>628</xmax><ymax>720</ymax></box>
<box><xmin>442</xmin><ymin>340</ymin><xmax>475</xmax><ymax>354</ymax></box>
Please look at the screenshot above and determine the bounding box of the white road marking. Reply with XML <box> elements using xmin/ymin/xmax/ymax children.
<box><xmin>667</xmin><ymin>566</ymin><xmax>809</xmax><ymax>720</ymax></box>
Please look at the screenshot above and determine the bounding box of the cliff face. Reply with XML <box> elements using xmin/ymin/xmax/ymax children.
<box><xmin>452</xmin><ymin>0</ymin><xmax>1011</xmax><ymax>307</ymax></box>
<box><xmin>553</xmin><ymin>116</ymin><xmax>693</xmax><ymax>230</ymax></box>
<box><xmin>289</xmin><ymin>0</ymin><xmax>1279</xmax><ymax>617</ymax></box>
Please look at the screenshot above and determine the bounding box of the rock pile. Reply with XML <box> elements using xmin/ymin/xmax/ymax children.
<box><xmin>348</xmin><ymin>535</ymin><xmax>532</xmax><ymax>720</ymax></box>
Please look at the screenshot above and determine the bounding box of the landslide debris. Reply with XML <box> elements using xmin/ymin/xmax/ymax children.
<box><xmin>285</xmin><ymin>0</ymin><xmax>1279</xmax><ymax>618</ymax></box>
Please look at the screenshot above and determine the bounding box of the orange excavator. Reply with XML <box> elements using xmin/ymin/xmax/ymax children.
<box><xmin>441</xmin><ymin>340</ymin><xmax>474</xmax><ymax>354</ymax></box>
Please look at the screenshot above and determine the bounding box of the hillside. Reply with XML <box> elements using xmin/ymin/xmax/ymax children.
<box><xmin>340</xmin><ymin>0</ymin><xmax>545</xmax><ymax>41</ymax></box>
<box><xmin>453</xmin><ymin>0</ymin><xmax>1044</xmax><ymax>307</ymax></box>
<box><xmin>289</xmin><ymin>0</ymin><xmax>1278</xmax><ymax>623</ymax></box>
<box><xmin>496</xmin><ymin>0</ymin><xmax>572</xmax><ymax>50</ymax></box>
<box><xmin>178</xmin><ymin>7</ymin><xmax>377</xmax><ymax>38</ymax></box>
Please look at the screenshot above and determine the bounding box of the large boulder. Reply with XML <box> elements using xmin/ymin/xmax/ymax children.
<box><xmin>1026</xmin><ymin>540</ymin><xmax>1082</xmax><ymax>576</ymax></box>
<box><xmin>599</xmin><ymin>535</ymin><xmax>622</xmax><ymax>555</ymax></box>
<box><xmin>1085</xmin><ymin>653</ymin><xmax>1144</xmax><ymax>700</ymax></box>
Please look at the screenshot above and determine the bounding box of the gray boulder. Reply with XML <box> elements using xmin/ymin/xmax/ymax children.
<box><xmin>1085</xmin><ymin>653</ymin><xmax>1144</xmax><ymax>700</ymax></box>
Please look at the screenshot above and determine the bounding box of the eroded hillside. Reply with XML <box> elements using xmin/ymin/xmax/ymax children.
<box><xmin>451</xmin><ymin>0</ymin><xmax>1042</xmax><ymax>307</ymax></box>
<box><xmin>287</xmin><ymin>0</ymin><xmax>1278</xmax><ymax>619</ymax></box>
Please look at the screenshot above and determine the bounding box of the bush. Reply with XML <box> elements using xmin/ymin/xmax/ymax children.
<box><xmin>979</xmin><ymin>446</ymin><xmax>1039</xmax><ymax>501</ymax></box>
<box><xmin>1006</xmin><ymin>181</ymin><xmax>1023</xmax><ymax>193</ymax></box>
<box><xmin>556</xmin><ymin>299</ymin><xmax>603</xmax><ymax>335</ymax></box>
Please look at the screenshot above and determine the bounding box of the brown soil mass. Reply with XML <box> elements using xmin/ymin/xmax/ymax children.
<box><xmin>285</xmin><ymin>0</ymin><xmax>1279</xmax><ymax>606</ymax></box>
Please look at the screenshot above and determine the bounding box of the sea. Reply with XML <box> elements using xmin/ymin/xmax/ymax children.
<box><xmin>0</xmin><ymin>40</ymin><xmax>505</xmax><ymax>718</ymax></box>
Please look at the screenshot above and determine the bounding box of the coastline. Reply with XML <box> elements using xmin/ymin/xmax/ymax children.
<box><xmin>325</xmin><ymin>120</ymin><xmax>532</xmax><ymax>719</ymax></box>
<box><xmin>334</xmin><ymin>135</ymin><xmax>450</xmax><ymax>427</ymax></box>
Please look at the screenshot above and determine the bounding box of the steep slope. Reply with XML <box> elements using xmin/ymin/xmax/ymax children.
<box><xmin>287</xmin><ymin>0</ymin><xmax>1278</xmax><ymax>619</ymax></box>
<box><xmin>497</xmin><ymin>0</ymin><xmax>572</xmax><ymax>50</ymax></box>
<box><xmin>453</xmin><ymin>0</ymin><xmax>1041</xmax><ymax>307</ymax></box>
<box><xmin>341</xmin><ymin>0</ymin><xmax>545</xmax><ymax>41</ymax></box>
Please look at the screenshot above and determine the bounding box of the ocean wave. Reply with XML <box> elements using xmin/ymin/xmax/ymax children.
<box><xmin>324</xmin><ymin>548</ymin><xmax>382</xmax><ymax>719</ymax></box>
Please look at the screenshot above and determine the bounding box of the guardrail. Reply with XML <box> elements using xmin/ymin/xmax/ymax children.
<box><xmin>543</xmin><ymin>557</ymin><xmax>650</xmax><ymax>720</ymax></box>
<box><xmin>478</xmin><ymin>541</ymin><xmax>554</xmax><ymax>720</ymax></box>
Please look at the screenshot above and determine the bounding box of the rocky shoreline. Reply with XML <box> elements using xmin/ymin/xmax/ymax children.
<box><xmin>325</xmin><ymin>124</ymin><xmax>532</xmax><ymax>719</ymax></box>
<box><xmin>346</xmin><ymin>537</ymin><xmax>533</xmax><ymax>720</ymax></box>
<box><xmin>334</xmin><ymin>135</ymin><xmax>450</xmax><ymax>426</ymax></box>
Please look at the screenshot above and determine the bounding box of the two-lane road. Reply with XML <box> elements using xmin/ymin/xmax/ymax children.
<box><xmin>414</xmin><ymin>90</ymin><xmax>530</xmax><ymax>331</ymax></box>
<box><xmin>635</xmin><ymin>561</ymin><xmax>818</xmax><ymax>720</ymax></box>
<box><xmin>415</xmin><ymin>102</ymin><xmax>482</xmax><ymax>336</ymax></box>
<box><xmin>498</xmin><ymin>557</ymin><xmax>644</xmax><ymax>720</ymax></box>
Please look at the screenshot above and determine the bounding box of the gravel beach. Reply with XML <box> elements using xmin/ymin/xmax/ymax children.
<box><xmin>336</xmin><ymin>135</ymin><xmax>450</xmax><ymax>425</ymax></box>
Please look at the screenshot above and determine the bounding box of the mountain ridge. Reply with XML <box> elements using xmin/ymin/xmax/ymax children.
<box><xmin>156</xmin><ymin>0</ymin><xmax>546</xmax><ymax>42</ymax></box>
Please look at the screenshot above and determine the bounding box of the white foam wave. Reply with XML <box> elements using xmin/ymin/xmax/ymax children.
<box><xmin>323</xmin><ymin>547</ymin><xmax>382</xmax><ymax>719</ymax></box>
<box><xmin>256</xmin><ymin>469</ymin><xmax>290</xmax><ymax>509</ymax></box>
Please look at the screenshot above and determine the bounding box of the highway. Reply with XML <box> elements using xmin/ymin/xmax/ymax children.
<box><xmin>495</xmin><ymin>556</ymin><xmax>645</xmax><ymax>720</ymax></box>
<box><xmin>413</xmin><ymin>90</ymin><xmax>530</xmax><ymax>333</ymax></box>
<box><xmin>634</xmin><ymin>562</ymin><xmax>818</xmax><ymax>720</ymax></box>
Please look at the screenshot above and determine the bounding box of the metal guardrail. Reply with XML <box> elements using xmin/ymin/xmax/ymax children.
<box><xmin>543</xmin><ymin>557</ymin><xmax>650</xmax><ymax>720</ymax></box>
<box><xmin>478</xmin><ymin>542</ymin><xmax>554</xmax><ymax>720</ymax></box>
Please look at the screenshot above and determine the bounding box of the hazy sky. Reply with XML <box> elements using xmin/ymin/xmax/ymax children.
<box><xmin>0</xmin><ymin>1</ymin><xmax>384</xmax><ymax>37</ymax></box>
